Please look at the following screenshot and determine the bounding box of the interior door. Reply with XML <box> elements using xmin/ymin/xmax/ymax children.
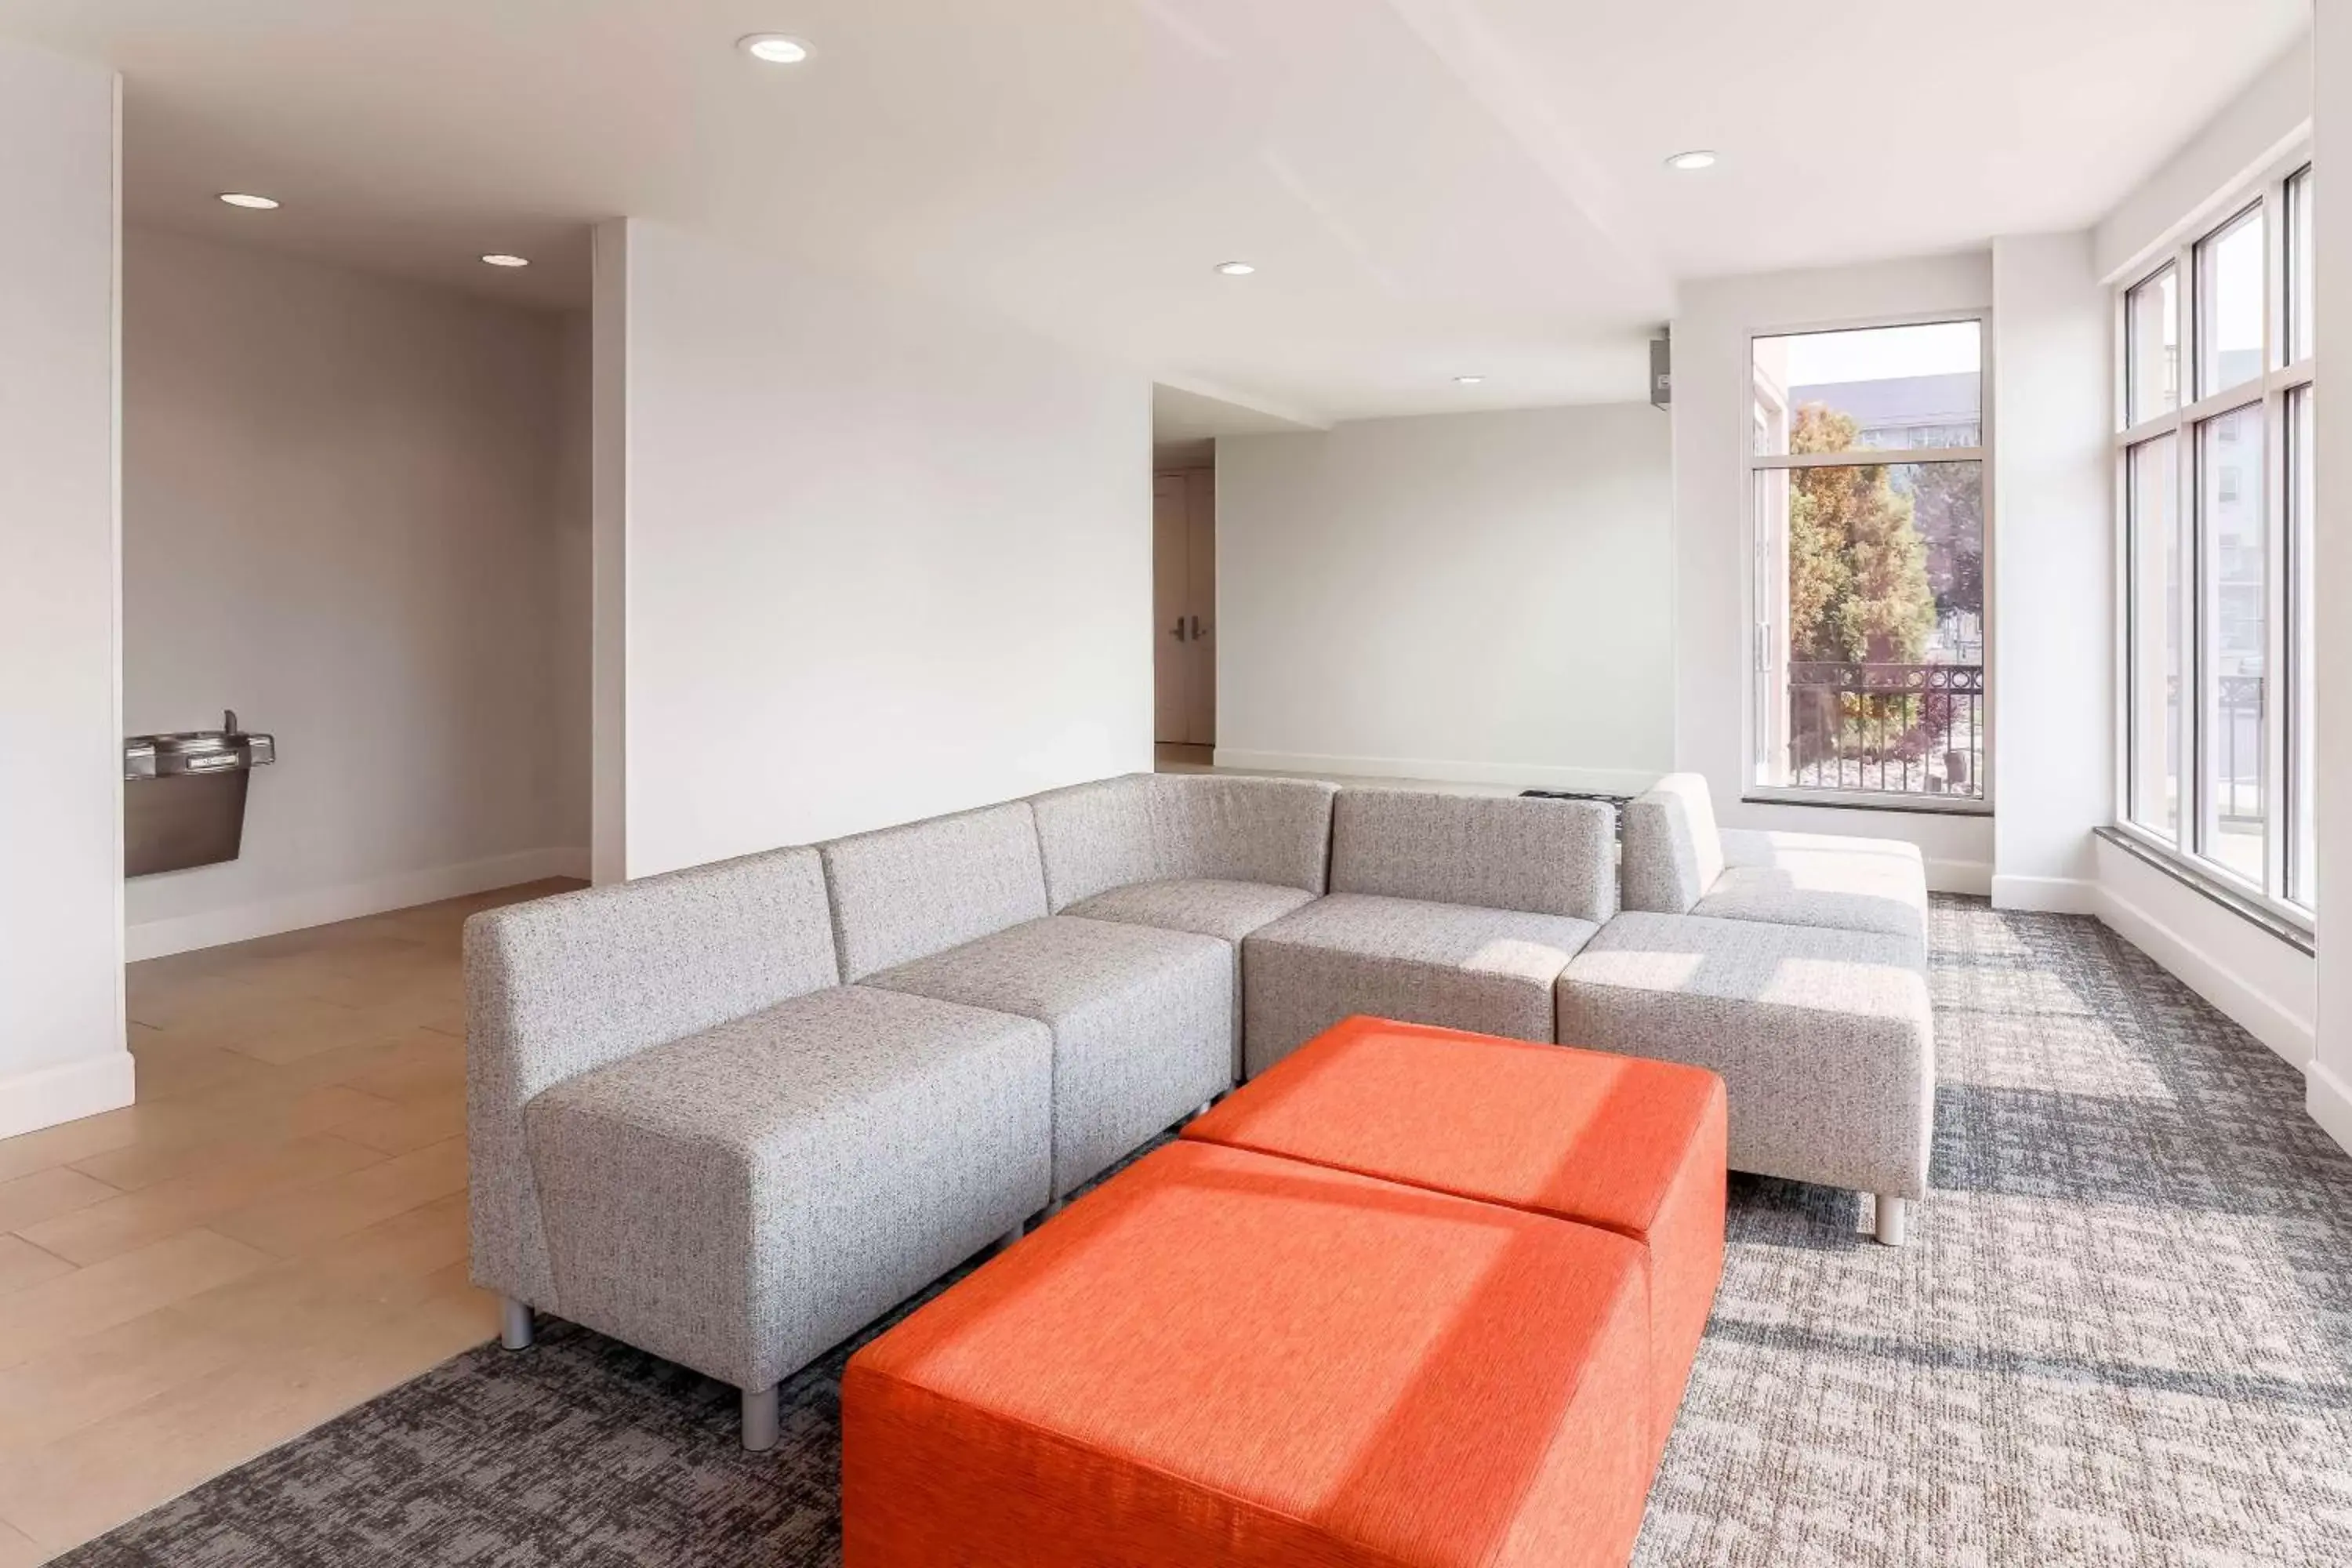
<box><xmin>1183</xmin><ymin>474</ymin><xmax>1216</xmax><ymax>745</ymax></box>
<box><xmin>1153</xmin><ymin>476</ymin><xmax>1191</xmax><ymax>743</ymax></box>
<box><xmin>1152</xmin><ymin>470</ymin><xmax>1217</xmax><ymax>746</ymax></box>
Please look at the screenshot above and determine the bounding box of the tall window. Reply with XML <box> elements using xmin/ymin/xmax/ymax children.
<box><xmin>2118</xmin><ymin>159</ymin><xmax>2316</xmax><ymax>917</ymax></box>
<box><xmin>1749</xmin><ymin>320</ymin><xmax>1987</xmax><ymax>804</ymax></box>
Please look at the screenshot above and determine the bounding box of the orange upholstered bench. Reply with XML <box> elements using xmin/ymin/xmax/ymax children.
<box><xmin>843</xmin><ymin>1139</ymin><xmax>1656</xmax><ymax>1568</ymax></box>
<box><xmin>1185</xmin><ymin>1015</ymin><xmax>1727</xmax><ymax>1465</ymax></box>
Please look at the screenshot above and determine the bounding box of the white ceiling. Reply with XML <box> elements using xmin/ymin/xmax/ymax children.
<box><xmin>1154</xmin><ymin>383</ymin><xmax>1319</xmax><ymax>442</ymax></box>
<box><xmin>0</xmin><ymin>0</ymin><xmax>2310</xmax><ymax>430</ymax></box>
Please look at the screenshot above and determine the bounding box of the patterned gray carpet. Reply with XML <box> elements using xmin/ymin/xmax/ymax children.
<box><xmin>56</xmin><ymin>900</ymin><xmax>2352</xmax><ymax>1566</ymax></box>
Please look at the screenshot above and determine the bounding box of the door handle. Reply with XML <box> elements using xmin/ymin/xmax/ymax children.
<box><xmin>1189</xmin><ymin>615</ymin><xmax>1204</xmax><ymax>641</ymax></box>
<box><xmin>1171</xmin><ymin>618</ymin><xmax>1187</xmax><ymax>641</ymax></box>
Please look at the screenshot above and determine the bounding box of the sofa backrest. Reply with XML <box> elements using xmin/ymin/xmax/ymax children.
<box><xmin>1620</xmin><ymin>772</ymin><xmax>1726</xmax><ymax>915</ymax></box>
<box><xmin>1330</xmin><ymin>789</ymin><xmax>1615</xmax><ymax>923</ymax></box>
<box><xmin>465</xmin><ymin>845</ymin><xmax>839</xmax><ymax>1308</ymax></box>
<box><xmin>1031</xmin><ymin>773</ymin><xmax>1338</xmax><ymax>909</ymax></box>
<box><xmin>820</xmin><ymin>800</ymin><xmax>1050</xmax><ymax>982</ymax></box>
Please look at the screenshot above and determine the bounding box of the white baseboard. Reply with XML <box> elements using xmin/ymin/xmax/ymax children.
<box><xmin>2095</xmin><ymin>877</ymin><xmax>2314</xmax><ymax>1069</ymax></box>
<box><xmin>1989</xmin><ymin>873</ymin><xmax>2099</xmax><ymax>914</ymax></box>
<box><xmin>126</xmin><ymin>847</ymin><xmax>590</xmax><ymax>962</ymax></box>
<box><xmin>2307</xmin><ymin>1059</ymin><xmax>2352</xmax><ymax>1159</ymax></box>
<box><xmin>1209</xmin><ymin>748</ymin><xmax>1660</xmax><ymax>795</ymax></box>
<box><xmin>0</xmin><ymin>1050</ymin><xmax>136</xmax><ymax>1142</ymax></box>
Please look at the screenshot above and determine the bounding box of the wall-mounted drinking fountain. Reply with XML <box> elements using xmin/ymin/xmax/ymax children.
<box><xmin>124</xmin><ymin>710</ymin><xmax>277</xmax><ymax>877</ymax></box>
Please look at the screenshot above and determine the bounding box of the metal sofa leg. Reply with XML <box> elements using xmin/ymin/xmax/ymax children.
<box><xmin>742</xmin><ymin>1385</ymin><xmax>780</xmax><ymax>1452</ymax></box>
<box><xmin>500</xmin><ymin>1298</ymin><xmax>534</xmax><ymax>1351</ymax></box>
<box><xmin>998</xmin><ymin>1220</ymin><xmax>1026</xmax><ymax>1252</ymax></box>
<box><xmin>1875</xmin><ymin>1194</ymin><xmax>1910</xmax><ymax>1247</ymax></box>
<box><xmin>1041</xmin><ymin>1196</ymin><xmax>1065</xmax><ymax>1221</ymax></box>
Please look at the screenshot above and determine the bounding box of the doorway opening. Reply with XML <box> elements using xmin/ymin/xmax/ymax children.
<box><xmin>1153</xmin><ymin>459</ymin><xmax>1215</xmax><ymax>764</ymax></box>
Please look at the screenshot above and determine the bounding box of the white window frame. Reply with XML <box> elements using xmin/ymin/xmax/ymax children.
<box><xmin>1744</xmin><ymin>308</ymin><xmax>1994</xmax><ymax>815</ymax></box>
<box><xmin>2111</xmin><ymin>150</ymin><xmax>2316</xmax><ymax>928</ymax></box>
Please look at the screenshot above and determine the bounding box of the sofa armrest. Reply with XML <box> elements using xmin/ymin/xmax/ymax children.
<box><xmin>1719</xmin><ymin>827</ymin><xmax>1926</xmax><ymax>870</ymax></box>
<box><xmin>1621</xmin><ymin>774</ymin><xmax>1726</xmax><ymax>915</ymax></box>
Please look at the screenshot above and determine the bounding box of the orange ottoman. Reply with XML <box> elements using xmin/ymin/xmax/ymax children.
<box><xmin>843</xmin><ymin>1140</ymin><xmax>1653</xmax><ymax>1568</ymax></box>
<box><xmin>1185</xmin><ymin>1015</ymin><xmax>1726</xmax><ymax>1466</ymax></box>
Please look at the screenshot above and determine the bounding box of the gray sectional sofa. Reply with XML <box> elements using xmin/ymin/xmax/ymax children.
<box><xmin>466</xmin><ymin>768</ymin><xmax>1936</xmax><ymax>1450</ymax></box>
<box><xmin>822</xmin><ymin>799</ymin><xmax>1235</xmax><ymax>1203</ymax></box>
<box><xmin>1588</xmin><ymin>772</ymin><xmax>1935</xmax><ymax>1243</ymax></box>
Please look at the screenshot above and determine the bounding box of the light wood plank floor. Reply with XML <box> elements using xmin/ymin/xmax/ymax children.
<box><xmin>0</xmin><ymin>881</ymin><xmax>578</xmax><ymax>1564</ymax></box>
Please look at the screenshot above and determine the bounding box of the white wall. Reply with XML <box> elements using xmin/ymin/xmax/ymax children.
<box><xmin>2095</xmin><ymin>34</ymin><xmax>2314</xmax><ymax>284</ymax></box>
<box><xmin>590</xmin><ymin>221</ymin><xmax>629</xmax><ymax>885</ymax></box>
<box><xmin>0</xmin><ymin>42</ymin><xmax>128</xmax><ymax>1139</ymax></box>
<box><xmin>1987</xmin><ymin>232</ymin><xmax>2113</xmax><ymax>913</ymax></box>
<box><xmin>603</xmin><ymin>219</ymin><xmax>1152</xmax><ymax>877</ymax></box>
<box><xmin>552</xmin><ymin>309</ymin><xmax>594</xmax><ymax>858</ymax></box>
<box><xmin>2098</xmin><ymin>837</ymin><xmax>2314</xmax><ymax>1068</ymax></box>
<box><xmin>122</xmin><ymin>228</ymin><xmax>586</xmax><ymax>958</ymax></box>
<box><xmin>1671</xmin><ymin>252</ymin><xmax>1998</xmax><ymax>891</ymax></box>
<box><xmin>1214</xmin><ymin>405</ymin><xmax>1673</xmax><ymax>790</ymax></box>
<box><xmin>2308</xmin><ymin>4</ymin><xmax>2352</xmax><ymax>1149</ymax></box>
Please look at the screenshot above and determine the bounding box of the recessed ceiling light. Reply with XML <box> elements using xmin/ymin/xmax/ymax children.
<box><xmin>1454</xmin><ymin>376</ymin><xmax>1486</xmax><ymax>386</ymax></box>
<box><xmin>1214</xmin><ymin>261</ymin><xmax>1256</xmax><ymax>277</ymax></box>
<box><xmin>1664</xmin><ymin>150</ymin><xmax>1719</xmax><ymax>172</ymax></box>
<box><xmin>739</xmin><ymin>33</ymin><xmax>811</xmax><ymax>64</ymax></box>
<box><xmin>218</xmin><ymin>193</ymin><xmax>279</xmax><ymax>209</ymax></box>
<box><xmin>481</xmin><ymin>253</ymin><xmax>532</xmax><ymax>268</ymax></box>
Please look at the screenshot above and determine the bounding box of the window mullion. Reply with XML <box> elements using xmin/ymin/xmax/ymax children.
<box><xmin>2118</xmin><ymin>411</ymin><xmax>2182</xmax><ymax>448</ymax></box>
<box><xmin>2261</xmin><ymin>180</ymin><xmax>2288</xmax><ymax>899</ymax></box>
<box><xmin>2114</xmin><ymin>441</ymin><xmax>2134</xmax><ymax>826</ymax></box>
<box><xmin>2263</xmin><ymin>385</ymin><xmax>2289</xmax><ymax>899</ymax></box>
<box><xmin>2174</xmin><ymin>236</ymin><xmax>2197</xmax><ymax>855</ymax></box>
<box><xmin>2177</xmin><ymin>237</ymin><xmax>2198</xmax><ymax>855</ymax></box>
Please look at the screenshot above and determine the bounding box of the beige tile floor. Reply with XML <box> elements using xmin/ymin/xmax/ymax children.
<box><xmin>0</xmin><ymin>880</ymin><xmax>577</xmax><ymax>1565</ymax></box>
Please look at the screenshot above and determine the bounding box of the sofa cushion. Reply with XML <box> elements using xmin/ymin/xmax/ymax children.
<box><xmin>1062</xmin><ymin>877</ymin><xmax>1316</xmax><ymax>945</ymax></box>
<box><xmin>843</xmin><ymin>1140</ymin><xmax>1654</xmax><ymax>1568</ymax></box>
<box><xmin>1619</xmin><ymin>773</ymin><xmax>1726</xmax><ymax>916</ymax></box>
<box><xmin>1330</xmin><ymin>789</ymin><xmax>1615</xmax><ymax>923</ymax></box>
<box><xmin>466</xmin><ymin>844</ymin><xmax>840</xmax><ymax>1310</ymax></box>
<box><xmin>1555</xmin><ymin>913</ymin><xmax>1933</xmax><ymax>1198</ymax></box>
<box><xmin>1698</xmin><ymin>826</ymin><xmax>1929</xmax><ymax>946</ymax></box>
<box><xmin>1065</xmin><ymin>877</ymin><xmax>1319</xmax><ymax>1080</ymax></box>
<box><xmin>1242</xmin><ymin>893</ymin><xmax>1599</xmax><ymax>1076</ymax></box>
<box><xmin>863</xmin><ymin>916</ymin><xmax>1232</xmax><ymax>1195</ymax></box>
<box><xmin>819</xmin><ymin>801</ymin><xmax>1048</xmax><ymax>982</ymax></box>
<box><xmin>1031</xmin><ymin>773</ymin><xmax>1338</xmax><ymax>909</ymax></box>
<box><xmin>524</xmin><ymin>984</ymin><xmax>1051</xmax><ymax>1391</ymax></box>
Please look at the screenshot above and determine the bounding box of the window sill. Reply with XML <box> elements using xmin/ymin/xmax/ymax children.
<box><xmin>1741</xmin><ymin>788</ymin><xmax>1991</xmax><ymax>819</ymax></box>
<box><xmin>2094</xmin><ymin>825</ymin><xmax>2315</xmax><ymax>955</ymax></box>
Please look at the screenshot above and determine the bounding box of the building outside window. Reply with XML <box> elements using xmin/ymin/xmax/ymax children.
<box><xmin>2116</xmin><ymin>157</ymin><xmax>2316</xmax><ymax>918</ymax></box>
<box><xmin>1748</xmin><ymin>319</ymin><xmax>1987</xmax><ymax>804</ymax></box>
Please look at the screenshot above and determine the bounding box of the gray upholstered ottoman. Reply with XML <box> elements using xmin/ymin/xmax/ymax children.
<box><xmin>1555</xmin><ymin>912</ymin><xmax>1933</xmax><ymax>1244</ymax></box>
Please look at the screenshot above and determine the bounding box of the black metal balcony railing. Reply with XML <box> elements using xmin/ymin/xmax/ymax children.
<box><xmin>1787</xmin><ymin>662</ymin><xmax>1984</xmax><ymax>798</ymax></box>
<box><xmin>2213</xmin><ymin>674</ymin><xmax>2265</xmax><ymax>825</ymax></box>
